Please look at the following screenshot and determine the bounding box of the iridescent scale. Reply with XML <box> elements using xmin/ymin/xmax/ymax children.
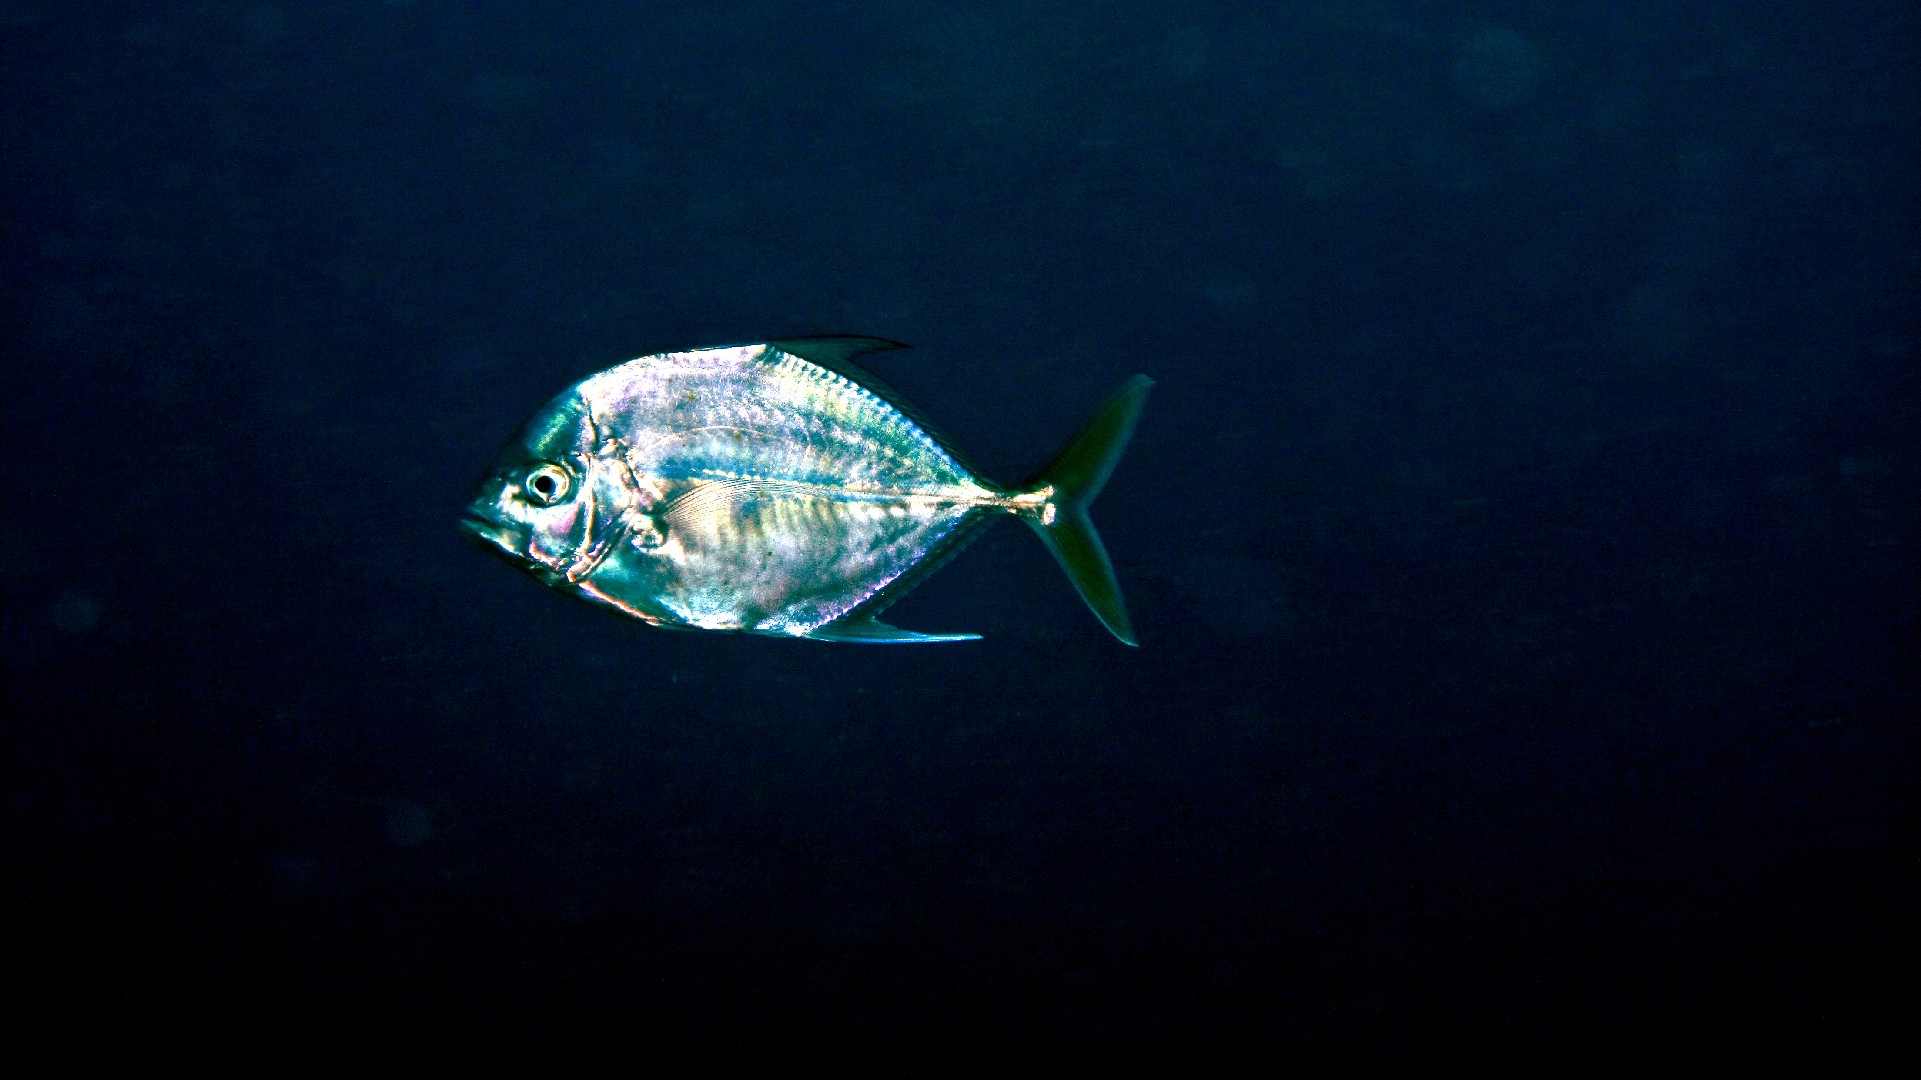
<box><xmin>573</xmin><ymin>345</ymin><xmax>1010</xmax><ymax>636</ymax></box>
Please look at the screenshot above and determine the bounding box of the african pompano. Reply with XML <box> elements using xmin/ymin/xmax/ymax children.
<box><xmin>461</xmin><ymin>336</ymin><xmax>1151</xmax><ymax>644</ymax></box>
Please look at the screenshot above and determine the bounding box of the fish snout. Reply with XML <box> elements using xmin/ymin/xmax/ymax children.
<box><xmin>459</xmin><ymin>510</ymin><xmax>522</xmax><ymax>558</ymax></box>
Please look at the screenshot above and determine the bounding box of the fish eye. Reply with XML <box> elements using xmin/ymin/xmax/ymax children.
<box><xmin>523</xmin><ymin>465</ymin><xmax>571</xmax><ymax>506</ymax></box>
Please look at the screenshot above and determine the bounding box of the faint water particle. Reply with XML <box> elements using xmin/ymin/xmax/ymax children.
<box><xmin>595</xmin><ymin>136</ymin><xmax>650</xmax><ymax>180</ymax></box>
<box><xmin>242</xmin><ymin>5</ymin><xmax>288</xmax><ymax>47</ymax></box>
<box><xmin>272</xmin><ymin>854</ymin><xmax>318</xmax><ymax>892</ymax></box>
<box><xmin>1161</xmin><ymin>26</ymin><xmax>1211</xmax><ymax>80</ymax></box>
<box><xmin>1869</xmin><ymin>331</ymin><xmax>1911</xmax><ymax>360</ymax></box>
<box><xmin>1613</xmin><ymin>279</ymin><xmax>1695</xmax><ymax>363</ymax></box>
<box><xmin>466</xmin><ymin>71</ymin><xmax>547</xmax><ymax>113</ymax></box>
<box><xmin>440</xmin><ymin>342</ymin><xmax>501</xmax><ymax>381</ymax></box>
<box><xmin>1183</xmin><ymin>555</ymin><xmax>1293</xmax><ymax>638</ymax></box>
<box><xmin>0</xmin><ymin>526</ymin><xmax>28</xmax><ymax>584</ymax></box>
<box><xmin>0</xmin><ymin>0</ymin><xmax>52</xmax><ymax>28</ymax></box>
<box><xmin>33</xmin><ymin>283</ymin><xmax>104</xmax><ymax>348</ymax></box>
<box><xmin>383</xmin><ymin>800</ymin><xmax>433</xmax><ymax>848</ymax></box>
<box><xmin>139</xmin><ymin>363</ymin><xmax>187</xmax><ymax>406</ymax></box>
<box><xmin>1200</xmin><ymin>276</ymin><xmax>1255</xmax><ymax>308</ymax></box>
<box><xmin>261</xmin><ymin>364</ymin><xmax>331</xmax><ymax>418</ymax></box>
<box><xmin>159</xmin><ymin>162</ymin><xmax>193</xmax><ymax>193</ymax></box>
<box><xmin>50</xmin><ymin>593</ymin><xmax>100</xmax><ymax>635</ymax></box>
<box><xmin>1275</xmin><ymin>141</ymin><xmax>1346</xmax><ymax>201</ymax></box>
<box><xmin>1451</xmin><ymin>26</ymin><xmax>1542</xmax><ymax>111</ymax></box>
<box><xmin>1405</xmin><ymin>125</ymin><xmax>1489</xmax><ymax>193</ymax></box>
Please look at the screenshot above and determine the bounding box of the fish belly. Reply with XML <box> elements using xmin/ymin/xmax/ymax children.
<box><xmin>582</xmin><ymin>480</ymin><xmax>985</xmax><ymax>636</ymax></box>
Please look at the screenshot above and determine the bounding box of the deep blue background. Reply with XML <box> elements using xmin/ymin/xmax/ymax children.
<box><xmin>4</xmin><ymin>0</ymin><xmax>1914</xmax><ymax>1063</ymax></box>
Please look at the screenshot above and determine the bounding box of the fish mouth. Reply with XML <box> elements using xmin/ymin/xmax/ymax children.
<box><xmin>460</xmin><ymin>511</ymin><xmax>567</xmax><ymax>585</ymax></box>
<box><xmin>459</xmin><ymin>513</ymin><xmax>522</xmax><ymax>561</ymax></box>
<box><xmin>459</xmin><ymin>512</ymin><xmax>501</xmax><ymax>542</ymax></box>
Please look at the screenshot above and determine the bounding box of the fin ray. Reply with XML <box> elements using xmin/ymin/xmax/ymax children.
<box><xmin>830</xmin><ymin>508</ymin><xmax>999</xmax><ymax>632</ymax></box>
<box><xmin>659</xmin><ymin>478</ymin><xmax>766</xmax><ymax>534</ymax></box>
<box><xmin>767</xmin><ymin>335</ymin><xmax>910</xmax><ymax>366</ymax></box>
<box><xmin>1020</xmin><ymin>375</ymin><xmax>1153</xmax><ymax>646</ymax></box>
<box><xmin>806</xmin><ymin>616</ymin><xmax>980</xmax><ymax>643</ymax></box>
<box><xmin>763</xmin><ymin>337</ymin><xmax>995</xmax><ymax>481</ymax></box>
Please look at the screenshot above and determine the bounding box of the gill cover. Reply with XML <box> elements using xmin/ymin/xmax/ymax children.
<box><xmin>467</xmin><ymin>393</ymin><xmax>637</xmax><ymax>583</ymax></box>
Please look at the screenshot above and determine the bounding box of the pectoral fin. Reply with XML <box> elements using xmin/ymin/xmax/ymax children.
<box><xmin>805</xmin><ymin>616</ymin><xmax>980</xmax><ymax>643</ymax></box>
<box><xmin>660</xmin><ymin>479</ymin><xmax>763</xmax><ymax>534</ymax></box>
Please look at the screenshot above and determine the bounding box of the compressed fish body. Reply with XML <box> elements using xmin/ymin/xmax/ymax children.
<box><xmin>462</xmin><ymin>337</ymin><xmax>1149</xmax><ymax>644</ymax></box>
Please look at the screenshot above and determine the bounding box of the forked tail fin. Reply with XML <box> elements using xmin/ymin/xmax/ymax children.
<box><xmin>1018</xmin><ymin>374</ymin><xmax>1153</xmax><ymax>646</ymax></box>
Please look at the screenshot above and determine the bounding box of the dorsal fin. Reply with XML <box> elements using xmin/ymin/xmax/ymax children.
<box><xmin>763</xmin><ymin>336</ymin><xmax>998</xmax><ymax>485</ymax></box>
<box><xmin>768</xmin><ymin>335</ymin><xmax>909</xmax><ymax>366</ymax></box>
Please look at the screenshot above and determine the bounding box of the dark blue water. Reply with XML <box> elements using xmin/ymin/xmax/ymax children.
<box><xmin>4</xmin><ymin>1</ymin><xmax>1913</xmax><ymax>1063</ymax></box>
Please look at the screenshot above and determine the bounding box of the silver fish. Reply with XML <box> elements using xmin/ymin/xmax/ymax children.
<box><xmin>461</xmin><ymin>336</ymin><xmax>1151</xmax><ymax>644</ymax></box>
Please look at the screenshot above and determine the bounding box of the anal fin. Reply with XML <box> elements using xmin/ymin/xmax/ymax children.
<box><xmin>805</xmin><ymin>616</ymin><xmax>980</xmax><ymax>644</ymax></box>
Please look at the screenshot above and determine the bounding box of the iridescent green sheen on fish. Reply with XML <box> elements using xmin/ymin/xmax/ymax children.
<box><xmin>461</xmin><ymin>336</ymin><xmax>1151</xmax><ymax>644</ymax></box>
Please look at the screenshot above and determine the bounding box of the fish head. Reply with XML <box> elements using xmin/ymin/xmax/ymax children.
<box><xmin>461</xmin><ymin>391</ymin><xmax>622</xmax><ymax>586</ymax></box>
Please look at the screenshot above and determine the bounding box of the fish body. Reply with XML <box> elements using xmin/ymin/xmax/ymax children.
<box><xmin>462</xmin><ymin>336</ymin><xmax>1150</xmax><ymax>644</ymax></box>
